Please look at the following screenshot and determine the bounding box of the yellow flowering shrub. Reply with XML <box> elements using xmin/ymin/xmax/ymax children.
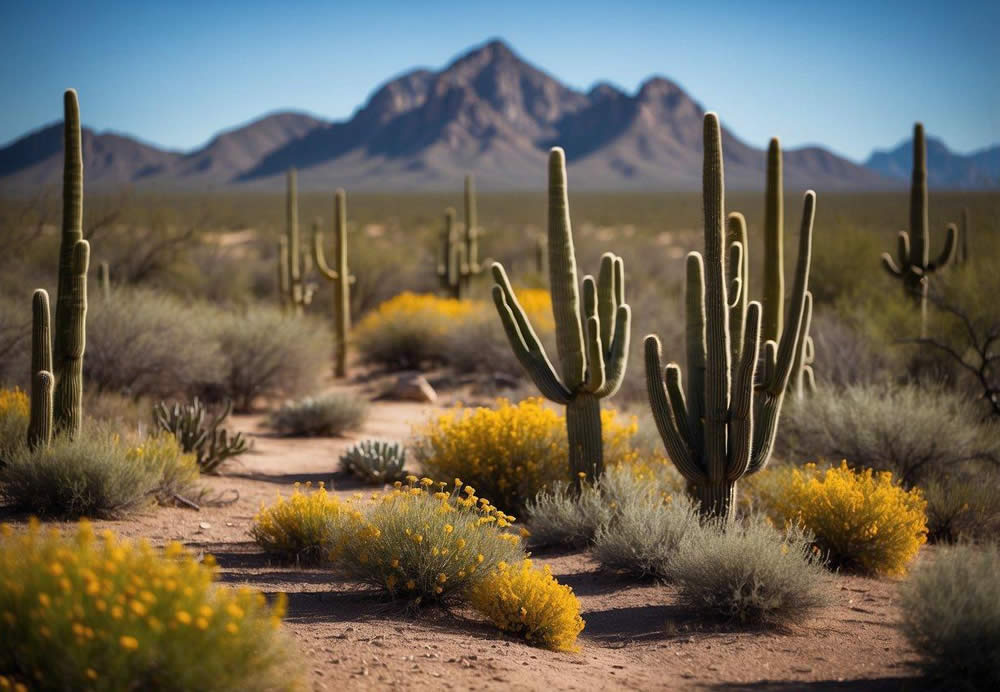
<box><xmin>251</xmin><ymin>483</ymin><xmax>346</xmax><ymax>564</ymax></box>
<box><xmin>0</xmin><ymin>388</ymin><xmax>29</xmax><ymax>458</ymax></box>
<box><xmin>0</xmin><ymin>520</ymin><xmax>301</xmax><ymax>691</ymax></box>
<box><xmin>753</xmin><ymin>461</ymin><xmax>927</xmax><ymax>575</ymax></box>
<box><xmin>413</xmin><ymin>398</ymin><xmax>650</xmax><ymax>513</ymax></box>
<box><xmin>469</xmin><ymin>559</ymin><xmax>584</xmax><ymax>651</ymax></box>
<box><xmin>333</xmin><ymin>477</ymin><xmax>525</xmax><ymax>604</ymax></box>
<box><xmin>125</xmin><ymin>432</ymin><xmax>199</xmax><ymax>504</ymax></box>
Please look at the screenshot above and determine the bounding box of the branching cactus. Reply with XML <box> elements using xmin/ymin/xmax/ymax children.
<box><xmin>28</xmin><ymin>289</ymin><xmax>53</xmax><ymax>449</ymax></box>
<box><xmin>645</xmin><ymin>113</ymin><xmax>815</xmax><ymax>520</ymax></box>
<box><xmin>314</xmin><ymin>189</ymin><xmax>355</xmax><ymax>378</ymax></box>
<box><xmin>760</xmin><ymin>137</ymin><xmax>816</xmax><ymax>398</ymax></box>
<box><xmin>437</xmin><ymin>175</ymin><xmax>483</xmax><ymax>299</ymax></box>
<box><xmin>51</xmin><ymin>89</ymin><xmax>90</xmax><ymax>437</ymax></box>
<box><xmin>279</xmin><ymin>168</ymin><xmax>313</xmax><ymax>315</ymax></box>
<box><xmin>881</xmin><ymin>123</ymin><xmax>957</xmax><ymax>337</ymax></box>
<box><xmin>492</xmin><ymin>148</ymin><xmax>631</xmax><ymax>484</ymax></box>
<box><xmin>153</xmin><ymin>398</ymin><xmax>249</xmax><ymax>474</ymax></box>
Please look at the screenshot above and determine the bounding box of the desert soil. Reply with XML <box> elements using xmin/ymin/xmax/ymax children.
<box><xmin>3</xmin><ymin>377</ymin><xmax>930</xmax><ymax>691</ymax></box>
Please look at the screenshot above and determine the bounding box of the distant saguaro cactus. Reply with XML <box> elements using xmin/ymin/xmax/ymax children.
<box><xmin>437</xmin><ymin>174</ymin><xmax>483</xmax><ymax>299</ymax></box>
<box><xmin>51</xmin><ymin>89</ymin><xmax>90</xmax><ymax>437</ymax></box>
<box><xmin>957</xmin><ymin>207</ymin><xmax>971</xmax><ymax>265</ymax></box>
<box><xmin>279</xmin><ymin>168</ymin><xmax>312</xmax><ymax>314</ymax></box>
<box><xmin>314</xmin><ymin>189</ymin><xmax>354</xmax><ymax>378</ymax></box>
<box><xmin>645</xmin><ymin>113</ymin><xmax>815</xmax><ymax>520</ymax></box>
<box><xmin>492</xmin><ymin>148</ymin><xmax>631</xmax><ymax>484</ymax></box>
<box><xmin>881</xmin><ymin>123</ymin><xmax>957</xmax><ymax>337</ymax></box>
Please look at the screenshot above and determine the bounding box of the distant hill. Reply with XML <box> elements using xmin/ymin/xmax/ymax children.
<box><xmin>865</xmin><ymin>135</ymin><xmax>1000</xmax><ymax>188</ymax></box>
<box><xmin>0</xmin><ymin>38</ymin><xmax>947</xmax><ymax>191</ymax></box>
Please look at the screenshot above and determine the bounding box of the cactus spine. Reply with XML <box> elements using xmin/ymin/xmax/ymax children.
<box><xmin>314</xmin><ymin>189</ymin><xmax>354</xmax><ymax>378</ymax></box>
<box><xmin>645</xmin><ymin>113</ymin><xmax>815</xmax><ymax>520</ymax></box>
<box><xmin>51</xmin><ymin>89</ymin><xmax>89</xmax><ymax>437</ymax></box>
<box><xmin>880</xmin><ymin>123</ymin><xmax>957</xmax><ymax>338</ymax></box>
<box><xmin>761</xmin><ymin>138</ymin><xmax>815</xmax><ymax>397</ymax></box>
<box><xmin>28</xmin><ymin>289</ymin><xmax>53</xmax><ymax>449</ymax></box>
<box><xmin>492</xmin><ymin>148</ymin><xmax>631</xmax><ymax>484</ymax></box>
<box><xmin>437</xmin><ymin>175</ymin><xmax>483</xmax><ymax>299</ymax></box>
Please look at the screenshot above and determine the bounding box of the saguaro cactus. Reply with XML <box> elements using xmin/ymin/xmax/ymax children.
<box><xmin>761</xmin><ymin>137</ymin><xmax>815</xmax><ymax>398</ymax></box>
<box><xmin>314</xmin><ymin>189</ymin><xmax>354</xmax><ymax>378</ymax></box>
<box><xmin>645</xmin><ymin>113</ymin><xmax>815</xmax><ymax>520</ymax></box>
<box><xmin>957</xmin><ymin>208</ymin><xmax>970</xmax><ymax>265</ymax></box>
<box><xmin>492</xmin><ymin>148</ymin><xmax>631</xmax><ymax>484</ymax></box>
<box><xmin>436</xmin><ymin>175</ymin><xmax>483</xmax><ymax>299</ymax></box>
<box><xmin>279</xmin><ymin>168</ymin><xmax>310</xmax><ymax>315</ymax></box>
<box><xmin>28</xmin><ymin>289</ymin><xmax>53</xmax><ymax>449</ymax></box>
<box><xmin>52</xmin><ymin>89</ymin><xmax>90</xmax><ymax>437</ymax></box>
<box><xmin>881</xmin><ymin>123</ymin><xmax>957</xmax><ymax>337</ymax></box>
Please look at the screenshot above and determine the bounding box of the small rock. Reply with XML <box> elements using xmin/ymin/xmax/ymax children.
<box><xmin>199</xmin><ymin>522</ymin><xmax>211</xmax><ymax>530</ymax></box>
<box><xmin>384</xmin><ymin>373</ymin><xmax>437</xmax><ymax>403</ymax></box>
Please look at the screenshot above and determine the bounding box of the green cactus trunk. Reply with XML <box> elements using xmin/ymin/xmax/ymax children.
<box><xmin>462</xmin><ymin>174</ymin><xmax>479</xmax><ymax>297</ymax></box>
<box><xmin>313</xmin><ymin>190</ymin><xmax>353</xmax><ymax>378</ymax></box>
<box><xmin>286</xmin><ymin>169</ymin><xmax>304</xmax><ymax>316</ymax></box>
<box><xmin>28</xmin><ymin>289</ymin><xmax>53</xmax><ymax>449</ymax></box>
<box><xmin>52</xmin><ymin>90</ymin><xmax>89</xmax><ymax>437</ymax></box>
<box><xmin>566</xmin><ymin>394</ymin><xmax>603</xmax><ymax>483</ymax></box>
<box><xmin>763</xmin><ymin>138</ymin><xmax>784</xmax><ymax>344</ymax></box>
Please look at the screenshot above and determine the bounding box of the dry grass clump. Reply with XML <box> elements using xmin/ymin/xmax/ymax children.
<box><xmin>667</xmin><ymin>516</ymin><xmax>832</xmax><ymax>626</ymax></box>
<box><xmin>0</xmin><ymin>520</ymin><xmax>301</xmax><ymax>691</ymax></box>
<box><xmin>899</xmin><ymin>543</ymin><xmax>1000</xmax><ymax>690</ymax></box>
<box><xmin>751</xmin><ymin>461</ymin><xmax>927</xmax><ymax>575</ymax></box>
<box><xmin>468</xmin><ymin>558</ymin><xmax>584</xmax><ymax>651</ymax></box>
<box><xmin>267</xmin><ymin>392</ymin><xmax>368</xmax><ymax>437</ymax></box>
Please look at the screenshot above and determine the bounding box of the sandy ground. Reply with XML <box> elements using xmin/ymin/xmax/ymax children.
<box><xmin>1</xmin><ymin>377</ymin><xmax>931</xmax><ymax>691</ymax></box>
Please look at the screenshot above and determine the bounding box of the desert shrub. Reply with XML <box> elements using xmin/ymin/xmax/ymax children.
<box><xmin>524</xmin><ymin>461</ymin><xmax>682</xmax><ymax>549</ymax></box>
<box><xmin>211</xmin><ymin>309</ymin><xmax>330</xmax><ymax>412</ymax></box>
<box><xmin>0</xmin><ymin>520</ymin><xmax>300</xmax><ymax>691</ymax></box>
<box><xmin>85</xmin><ymin>289</ymin><xmax>223</xmax><ymax>399</ymax></box>
<box><xmin>807</xmin><ymin>309</ymin><xmax>889</xmax><ymax>387</ymax></box>
<box><xmin>355</xmin><ymin>292</ymin><xmax>476</xmax><ymax>370</ymax></box>
<box><xmin>0</xmin><ymin>388</ymin><xmax>29</xmax><ymax>461</ymax></box>
<box><xmin>468</xmin><ymin>558</ymin><xmax>584</xmax><ymax>651</ymax></box>
<box><xmin>251</xmin><ymin>484</ymin><xmax>346</xmax><ymax>564</ymax></box>
<box><xmin>923</xmin><ymin>472</ymin><xmax>1000</xmax><ymax>544</ymax></box>
<box><xmin>593</xmin><ymin>492</ymin><xmax>701</xmax><ymax>579</ymax></box>
<box><xmin>267</xmin><ymin>392</ymin><xmax>368</xmax><ymax>437</ymax></box>
<box><xmin>776</xmin><ymin>384</ymin><xmax>1000</xmax><ymax>486</ymax></box>
<box><xmin>339</xmin><ymin>439</ymin><xmax>408</xmax><ymax>485</ymax></box>
<box><xmin>899</xmin><ymin>543</ymin><xmax>1000</xmax><ymax>690</ymax></box>
<box><xmin>83</xmin><ymin>390</ymin><xmax>151</xmax><ymax>429</ymax></box>
<box><xmin>0</xmin><ymin>425</ymin><xmax>197</xmax><ymax>518</ymax></box>
<box><xmin>667</xmin><ymin>516</ymin><xmax>832</xmax><ymax>626</ymax></box>
<box><xmin>0</xmin><ymin>295</ymin><xmax>30</xmax><ymax>389</ymax></box>
<box><xmin>414</xmin><ymin>399</ymin><xmax>646</xmax><ymax>514</ymax></box>
<box><xmin>753</xmin><ymin>462</ymin><xmax>927</xmax><ymax>575</ymax></box>
<box><xmin>154</xmin><ymin>398</ymin><xmax>249</xmax><ymax>473</ymax></box>
<box><xmin>333</xmin><ymin>477</ymin><xmax>525</xmax><ymax>605</ymax></box>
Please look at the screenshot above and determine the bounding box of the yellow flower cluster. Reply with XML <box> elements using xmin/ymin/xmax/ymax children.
<box><xmin>0</xmin><ymin>388</ymin><xmax>28</xmax><ymax>419</ymax></box>
<box><xmin>468</xmin><ymin>559</ymin><xmax>584</xmax><ymax>651</ymax></box>
<box><xmin>753</xmin><ymin>461</ymin><xmax>928</xmax><ymax>575</ymax></box>
<box><xmin>334</xmin><ymin>477</ymin><xmax>525</xmax><ymax>604</ymax></box>
<box><xmin>251</xmin><ymin>483</ymin><xmax>345</xmax><ymax>564</ymax></box>
<box><xmin>414</xmin><ymin>398</ymin><xmax>653</xmax><ymax>513</ymax></box>
<box><xmin>0</xmin><ymin>520</ymin><xmax>300</xmax><ymax>690</ymax></box>
<box><xmin>0</xmin><ymin>388</ymin><xmax>30</xmax><ymax>454</ymax></box>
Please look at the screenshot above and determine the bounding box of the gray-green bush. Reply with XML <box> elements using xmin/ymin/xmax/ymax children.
<box><xmin>923</xmin><ymin>472</ymin><xmax>1000</xmax><ymax>544</ymax></box>
<box><xmin>899</xmin><ymin>543</ymin><xmax>1000</xmax><ymax>690</ymax></box>
<box><xmin>339</xmin><ymin>439</ymin><xmax>408</xmax><ymax>484</ymax></box>
<box><xmin>267</xmin><ymin>392</ymin><xmax>368</xmax><ymax>437</ymax></box>
<box><xmin>667</xmin><ymin>515</ymin><xmax>832</xmax><ymax>626</ymax></box>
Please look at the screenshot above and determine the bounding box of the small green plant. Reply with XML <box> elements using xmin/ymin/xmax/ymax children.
<box><xmin>667</xmin><ymin>515</ymin><xmax>832</xmax><ymax>626</ymax></box>
<box><xmin>339</xmin><ymin>439</ymin><xmax>408</xmax><ymax>484</ymax></box>
<box><xmin>153</xmin><ymin>398</ymin><xmax>248</xmax><ymax>473</ymax></box>
<box><xmin>468</xmin><ymin>558</ymin><xmax>585</xmax><ymax>651</ymax></box>
<box><xmin>0</xmin><ymin>520</ymin><xmax>301</xmax><ymax>691</ymax></box>
<box><xmin>267</xmin><ymin>392</ymin><xmax>368</xmax><ymax>437</ymax></box>
<box><xmin>251</xmin><ymin>483</ymin><xmax>346</xmax><ymax>564</ymax></box>
<box><xmin>333</xmin><ymin>477</ymin><xmax>525</xmax><ymax>605</ymax></box>
<box><xmin>899</xmin><ymin>543</ymin><xmax>1000</xmax><ymax>690</ymax></box>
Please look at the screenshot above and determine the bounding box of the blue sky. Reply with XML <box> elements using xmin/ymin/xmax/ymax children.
<box><xmin>0</xmin><ymin>0</ymin><xmax>996</xmax><ymax>161</ymax></box>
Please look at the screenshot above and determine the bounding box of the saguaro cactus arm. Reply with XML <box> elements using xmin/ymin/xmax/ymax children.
<box><xmin>763</xmin><ymin>137</ymin><xmax>785</xmax><ymax>343</ymax></box>
<box><xmin>929</xmin><ymin>223</ymin><xmax>958</xmax><ymax>270</ymax></box>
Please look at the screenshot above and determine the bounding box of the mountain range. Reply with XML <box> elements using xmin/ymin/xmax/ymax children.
<box><xmin>0</xmin><ymin>39</ymin><xmax>996</xmax><ymax>191</ymax></box>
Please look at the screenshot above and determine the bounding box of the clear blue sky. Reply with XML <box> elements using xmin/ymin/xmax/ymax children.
<box><xmin>1</xmin><ymin>0</ymin><xmax>996</xmax><ymax>161</ymax></box>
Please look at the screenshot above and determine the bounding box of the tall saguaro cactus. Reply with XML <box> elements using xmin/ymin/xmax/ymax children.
<box><xmin>437</xmin><ymin>174</ymin><xmax>483</xmax><ymax>299</ymax></box>
<box><xmin>51</xmin><ymin>89</ymin><xmax>90</xmax><ymax>437</ymax></box>
<box><xmin>279</xmin><ymin>168</ymin><xmax>310</xmax><ymax>315</ymax></box>
<box><xmin>881</xmin><ymin>123</ymin><xmax>957</xmax><ymax>337</ymax></box>
<box><xmin>492</xmin><ymin>148</ymin><xmax>631</xmax><ymax>484</ymax></box>
<box><xmin>28</xmin><ymin>289</ymin><xmax>54</xmax><ymax>449</ymax></box>
<box><xmin>314</xmin><ymin>189</ymin><xmax>354</xmax><ymax>378</ymax></box>
<box><xmin>645</xmin><ymin>113</ymin><xmax>815</xmax><ymax>520</ymax></box>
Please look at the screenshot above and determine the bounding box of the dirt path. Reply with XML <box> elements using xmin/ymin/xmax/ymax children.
<box><xmin>4</xmin><ymin>381</ymin><xmax>929</xmax><ymax>691</ymax></box>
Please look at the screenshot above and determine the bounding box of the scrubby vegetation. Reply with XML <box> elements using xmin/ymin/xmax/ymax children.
<box><xmin>251</xmin><ymin>483</ymin><xmax>346</xmax><ymax>564</ymax></box>
<box><xmin>339</xmin><ymin>439</ymin><xmax>409</xmax><ymax>484</ymax></box>
<box><xmin>0</xmin><ymin>520</ymin><xmax>301</xmax><ymax>691</ymax></box>
<box><xmin>266</xmin><ymin>392</ymin><xmax>368</xmax><ymax>437</ymax></box>
<box><xmin>899</xmin><ymin>543</ymin><xmax>1000</xmax><ymax>690</ymax></box>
